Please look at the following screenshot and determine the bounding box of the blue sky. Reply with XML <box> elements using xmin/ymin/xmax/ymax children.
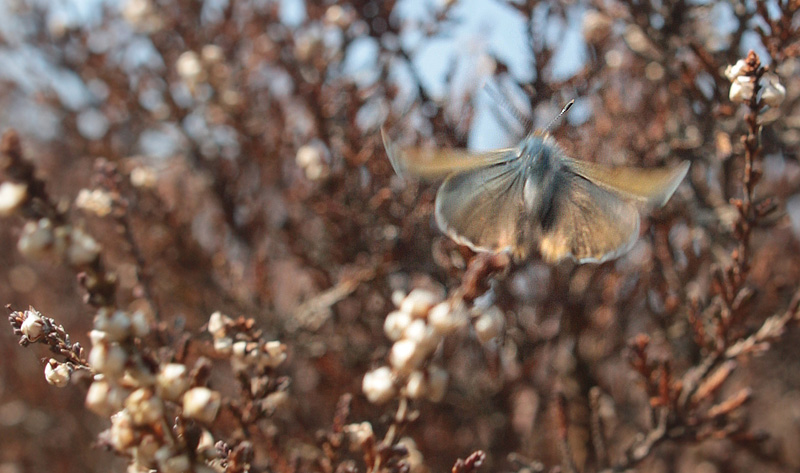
<box><xmin>0</xmin><ymin>0</ymin><xmax>773</xmax><ymax>151</ymax></box>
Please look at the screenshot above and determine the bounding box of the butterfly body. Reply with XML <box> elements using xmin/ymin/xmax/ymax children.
<box><xmin>383</xmin><ymin>128</ymin><xmax>689</xmax><ymax>264</ymax></box>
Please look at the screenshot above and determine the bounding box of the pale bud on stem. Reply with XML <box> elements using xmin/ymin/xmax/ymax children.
<box><xmin>44</xmin><ymin>359</ymin><xmax>72</xmax><ymax>387</ymax></box>
<box><xmin>182</xmin><ymin>387</ymin><xmax>221</xmax><ymax>423</ymax></box>
<box><xmin>362</xmin><ymin>366</ymin><xmax>396</xmax><ymax>404</ymax></box>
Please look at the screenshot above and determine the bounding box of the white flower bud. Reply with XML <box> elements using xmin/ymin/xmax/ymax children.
<box><xmin>213</xmin><ymin>336</ymin><xmax>233</xmax><ymax>355</ymax></box>
<box><xmin>232</xmin><ymin>340</ymin><xmax>248</xmax><ymax>359</ymax></box>
<box><xmin>67</xmin><ymin>227</ymin><xmax>101</xmax><ymax>266</ymax></box>
<box><xmin>343</xmin><ymin>422</ymin><xmax>374</xmax><ymax>447</ymax></box>
<box><xmin>404</xmin><ymin>370</ymin><xmax>427</xmax><ymax>399</ymax></box>
<box><xmin>263</xmin><ymin>341</ymin><xmax>287</xmax><ymax>368</ymax></box>
<box><xmin>207</xmin><ymin>311</ymin><xmax>230</xmax><ymax>338</ymax></box>
<box><xmin>398</xmin><ymin>437</ymin><xmax>425</xmax><ymax>471</ymax></box>
<box><xmin>89</xmin><ymin>329</ymin><xmax>108</xmax><ymax>345</ymax></box>
<box><xmin>196</xmin><ymin>429</ymin><xmax>216</xmax><ymax>458</ymax></box>
<box><xmin>402</xmin><ymin>319</ymin><xmax>428</xmax><ymax>343</ymax></box>
<box><xmin>75</xmin><ymin>188</ymin><xmax>113</xmax><ymax>217</ymax></box>
<box><xmin>730</xmin><ymin>76</ymin><xmax>755</xmax><ymax>103</ymax></box>
<box><xmin>94</xmin><ymin>309</ymin><xmax>132</xmax><ymax>342</ymax></box>
<box><xmin>0</xmin><ymin>181</ymin><xmax>27</xmax><ymax>216</ymax></box>
<box><xmin>362</xmin><ymin>366</ymin><xmax>396</xmax><ymax>404</ymax></box>
<box><xmin>296</xmin><ymin>145</ymin><xmax>328</xmax><ymax>181</ymax></box>
<box><xmin>44</xmin><ymin>359</ymin><xmax>71</xmax><ymax>387</ymax></box>
<box><xmin>391</xmin><ymin>290</ymin><xmax>406</xmax><ymax>308</ymax></box>
<box><xmin>176</xmin><ymin>51</ymin><xmax>203</xmax><ymax>82</ymax></box>
<box><xmin>89</xmin><ymin>342</ymin><xmax>128</xmax><ymax>377</ymax></box>
<box><xmin>384</xmin><ymin>310</ymin><xmax>412</xmax><ymax>341</ymax></box>
<box><xmin>426</xmin><ymin>365</ymin><xmax>449</xmax><ymax>402</ymax></box>
<box><xmin>86</xmin><ymin>380</ymin><xmax>112</xmax><ymax>415</ymax></box>
<box><xmin>130</xmin><ymin>166</ymin><xmax>157</xmax><ymax>189</ymax></box>
<box><xmin>761</xmin><ymin>72</ymin><xmax>786</xmax><ymax>107</ymax></box>
<box><xmin>324</xmin><ymin>5</ymin><xmax>352</xmax><ymax>28</ymax></box>
<box><xmin>20</xmin><ymin>308</ymin><xmax>46</xmax><ymax>342</ymax></box>
<box><xmin>295</xmin><ymin>145</ymin><xmax>318</xmax><ymax>168</ymax></box>
<box><xmin>156</xmin><ymin>363</ymin><xmax>190</xmax><ymax>401</ymax></box>
<box><xmin>86</xmin><ymin>379</ymin><xmax>127</xmax><ymax>416</ymax></box>
<box><xmin>17</xmin><ymin>219</ymin><xmax>54</xmax><ymax>259</ymax></box>
<box><xmin>428</xmin><ymin>301</ymin><xmax>468</xmax><ymax>335</ymax></box>
<box><xmin>402</xmin><ymin>319</ymin><xmax>439</xmax><ymax>355</ymax></box>
<box><xmin>201</xmin><ymin>45</ymin><xmax>224</xmax><ymax>64</ymax></box>
<box><xmin>389</xmin><ymin>339</ymin><xmax>424</xmax><ymax>372</ymax></box>
<box><xmin>182</xmin><ymin>387</ymin><xmax>221</xmax><ymax>423</ymax></box>
<box><xmin>474</xmin><ymin>306</ymin><xmax>505</xmax><ymax>343</ymax></box>
<box><xmin>400</xmin><ymin>289</ymin><xmax>440</xmax><ymax>318</ymax></box>
<box><xmin>125</xmin><ymin>388</ymin><xmax>163</xmax><ymax>425</ymax></box>
<box><xmin>109</xmin><ymin>410</ymin><xmax>137</xmax><ymax>450</ymax></box>
<box><xmin>724</xmin><ymin>59</ymin><xmax>748</xmax><ymax>81</ymax></box>
<box><xmin>246</xmin><ymin>345</ymin><xmax>260</xmax><ymax>365</ymax></box>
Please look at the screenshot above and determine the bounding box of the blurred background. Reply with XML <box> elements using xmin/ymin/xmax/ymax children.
<box><xmin>1</xmin><ymin>0</ymin><xmax>800</xmax><ymax>472</ymax></box>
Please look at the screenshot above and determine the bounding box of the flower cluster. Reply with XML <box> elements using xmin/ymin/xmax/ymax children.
<box><xmin>83</xmin><ymin>308</ymin><xmax>224</xmax><ymax>472</ymax></box>
<box><xmin>206</xmin><ymin>311</ymin><xmax>290</xmax><ymax>420</ymax></box>
<box><xmin>16</xmin><ymin>218</ymin><xmax>101</xmax><ymax>267</ymax></box>
<box><xmin>75</xmin><ymin>188</ymin><xmax>114</xmax><ymax>217</ymax></box>
<box><xmin>207</xmin><ymin>311</ymin><xmax>288</xmax><ymax>373</ymax></box>
<box><xmin>725</xmin><ymin>57</ymin><xmax>785</xmax><ymax>107</ymax></box>
<box><xmin>362</xmin><ymin>288</ymin><xmax>505</xmax><ymax>405</ymax></box>
<box><xmin>10</xmin><ymin>300</ymin><xmax>293</xmax><ymax>472</ymax></box>
<box><xmin>10</xmin><ymin>302</ymin><xmax>222</xmax><ymax>472</ymax></box>
<box><xmin>9</xmin><ymin>307</ymin><xmax>86</xmax><ymax>390</ymax></box>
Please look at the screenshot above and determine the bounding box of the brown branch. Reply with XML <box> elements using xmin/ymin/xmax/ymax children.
<box><xmin>451</xmin><ymin>451</ymin><xmax>486</xmax><ymax>473</ymax></box>
<box><xmin>555</xmin><ymin>392</ymin><xmax>578</xmax><ymax>473</ymax></box>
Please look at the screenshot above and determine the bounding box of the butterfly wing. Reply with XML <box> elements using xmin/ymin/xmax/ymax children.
<box><xmin>537</xmin><ymin>166</ymin><xmax>642</xmax><ymax>263</ymax></box>
<box><xmin>562</xmin><ymin>158</ymin><xmax>690</xmax><ymax>208</ymax></box>
<box><xmin>434</xmin><ymin>156</ymin><xmax>533</xmax><ymax>259</ymax></box>
<box><xmin>382</xmin><ymin>127</ymin><xmax>516</xmax><ymax>180</ymax></box>
<box><xmin>384</xmin><ymin>126</ymin><xmax>688</xmax><ymax>264</ymax></box>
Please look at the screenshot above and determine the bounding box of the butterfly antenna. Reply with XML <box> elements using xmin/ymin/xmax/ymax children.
<box><xmin>544</xmin><ymin>99</ymin><xmax>575</xmax><ymax>133</ymax></box>
<box><xmin>486</xmin><ymin>94</ymin><xmax>525</xmax><ymax>138</ymax></box>
<box><xmin>485</xmin><ymin>82</ymin><xmax>532</xmax><ymax>134</ymax></box>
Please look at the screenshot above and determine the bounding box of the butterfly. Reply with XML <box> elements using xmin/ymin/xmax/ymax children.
<box><xmin>382</xmin><ymin>114</ymin><xmax>689</xmax><ymax>264</ymax></box>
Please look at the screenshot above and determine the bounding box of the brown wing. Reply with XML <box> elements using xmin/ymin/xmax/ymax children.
<box><xmin>434</xmin><ymin>157</ymin><xmax>533</xmax><ymax>259</ymax></box>
<box><xmin>381</xmin><ymin>127</ymin><xmax>516</xmax><ymax>181</ymax></box>
<box><xmin>538</xmin><ymin>168</ymin><xmax>641</xmax><ymax>263</ymax></box>
<box><xmin>562</xmin><ymin>158</ymin><xmax>690</xmax><ymax>207</ymax></box>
